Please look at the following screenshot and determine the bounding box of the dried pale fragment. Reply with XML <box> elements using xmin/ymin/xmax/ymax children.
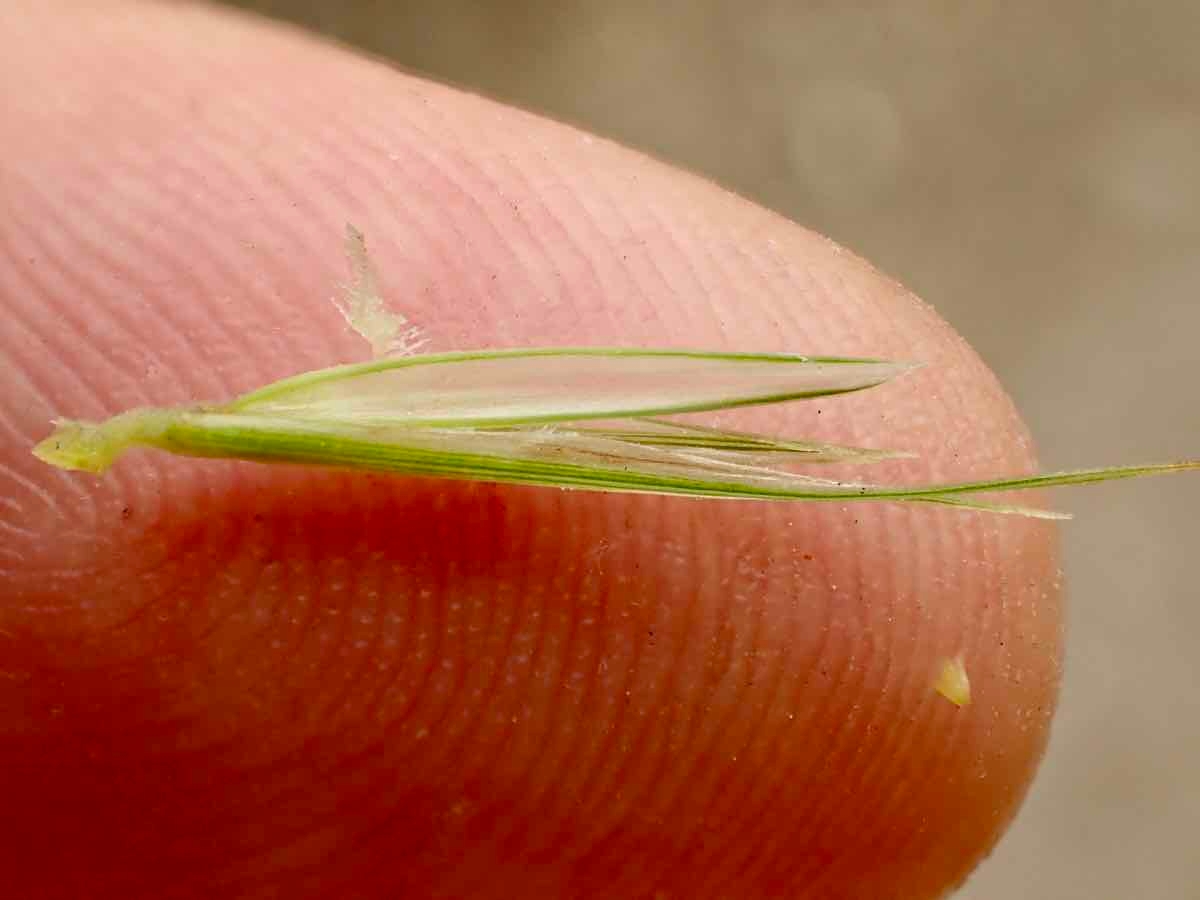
<box><xmin>334</xmin><ymin>225</ymin><xmax>427</xmax><ymax>358</ymax></box>
<box><xmin>934</xmin><ymin>656</ymin><xmax>971</xmax><ymax>707</ymax></box>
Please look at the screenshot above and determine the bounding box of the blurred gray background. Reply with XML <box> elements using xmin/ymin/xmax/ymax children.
<box><xmin>222</xmin><ymin>2</ymin><xmax>1200</xmax><ymax>897</ymax></box>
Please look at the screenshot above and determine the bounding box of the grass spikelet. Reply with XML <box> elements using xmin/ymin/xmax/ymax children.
<box><xmin>31</xmin><ymin>226</ymin><xmax>1199</xmax><ymax>520</ymax></box>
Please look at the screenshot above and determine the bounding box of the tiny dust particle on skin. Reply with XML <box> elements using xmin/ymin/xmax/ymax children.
<box><xmin>934</xmin><ymin>655</ymin><xmax>971</xmax><ymax>707</ymax></box>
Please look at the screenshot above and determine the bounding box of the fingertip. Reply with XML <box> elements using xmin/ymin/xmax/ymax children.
<box><xmin>0</xmin><ymin>3</ymin><xmax>1063</xmax><ymax>899</ymax></box>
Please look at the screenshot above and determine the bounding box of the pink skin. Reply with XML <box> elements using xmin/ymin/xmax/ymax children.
<box><xmin>0</xmin><ymin>3</ymin><xmax>1062</xmax><ymax>898</ymax></box>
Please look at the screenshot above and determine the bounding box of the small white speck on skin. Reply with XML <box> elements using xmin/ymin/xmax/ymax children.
<box><xmin>934</xmin><ymin>655</ymin><xmax>971</xmax><ymax>707</ymax></box>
